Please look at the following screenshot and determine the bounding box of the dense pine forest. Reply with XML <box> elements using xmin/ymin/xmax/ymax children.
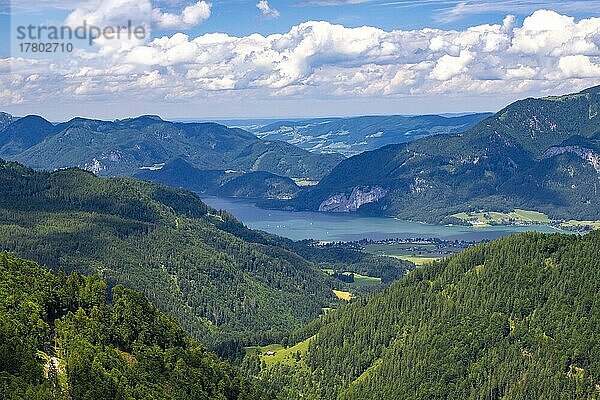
<box><xmin>2</xmin><ymin>157</ymin><xmax>600</xmax><ymax>399</ymax></box>
<box><xmin>252</xmin><ymin>231</ymin><xmax>600</xmax><ymax>399</ymax></box>
<box><xmin>0</xmin><ymin>159</ymin><xmax>410</xmax><ymax>358</ymax></box>
<box><xmin>0</xmin><ymin>252</ymin><xmax>267</xmax><ymax>399</ymax></box>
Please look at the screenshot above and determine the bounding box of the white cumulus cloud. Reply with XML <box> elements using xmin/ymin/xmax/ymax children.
<box><xmin>558</xmin><ymin>55</ymin><xmax>600</xmax><ymax>78</ymax></box>
<box><xmin>153</xmin><ymin>1</ymin><xmax>211</xmax><ymax>29</ymax></box>
<box><xmin>256</xmin><ymin>0</ymin><xmax>280</xmax><ymax>18</ymax></box>
<box><xmin>430</xmin><ymin>50</ymin><xmax>474</xmax><ymax>80</ymax></box>
<box><xmin>3</xmin><ymin>9</ymin><xmax>600</xmax><ymax>109</ymax></box>
<box><xmin>65</xmin><ymin>0</ymin><xmax>211</xmax><ymax>33</ymax></box>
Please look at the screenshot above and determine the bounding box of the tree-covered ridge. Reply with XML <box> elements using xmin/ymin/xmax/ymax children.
<box><xmin>287</xmin><ymin>86</ymin><xmax>600</xmax><ymax>223</ymax></box>
<box><xmin>257</xmin><ymin>231</ymin><xmax>600</xmax><ymax>399</ymax></box>
<box><xmin>0</xmin><ymin>252</ymin><xmax>267</xmax><ymax>400</ymax></box>
<box><xmin>0</xmin><ymin>159</ymin><xmax>411</xmax><ymax>357</ymax></box>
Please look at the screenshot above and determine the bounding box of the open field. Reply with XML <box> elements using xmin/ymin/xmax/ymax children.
<box><xmin>391</xmin><ymin>255</ymin><xmax>441</xmax><ymax>265</ymax></box>
<box><xmin>333</xmin><ymin>289</ymin><xmax>352</xmax><ymax>301</ymax></box>
<box><xmin>510</xmin><ymin>209</ymin><xmax>552</xmax><ymax>222</ymax></box>
<box><xmin>560</xmin><ymin>220</ymin><xmax>600</xmax><ymax>230</ymax></box>
<box><xmin>452</xmin><ymin>209</ymin><xmax>550</xmax><ymax>226</ymax></box>
<box><xmin>453</xmin><ymin>209</ymin><xmax>600</xmax><ymax>231</ymax></box>
<box><xmin>292</xmin><ymin>178</ymin><xmax>319</xmax><ymax>187</ymax></box>
<box><xmin>362</xmin><ymin>241</ymin><xmax>463</xmax><ymax>265</ymax></box>
<box><xmin>322</xmin><ymin>269</ymin><xmax>382</xmax><ymax>288</ymax></box>
<box><xmin>352</xmin><ymin>272</ymin><xmax>382</xmax><ymax>286</ymax></box>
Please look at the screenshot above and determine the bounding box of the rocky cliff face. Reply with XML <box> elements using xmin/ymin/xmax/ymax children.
<box><xmin>318</xmin><ymin>186</ymin><xmax>386</xmax><ymax>212</ymax></box>
<box><xmin>544</xmin><ymin>146</ymin><xmax>600</xmax><ymax>173</ymax></box>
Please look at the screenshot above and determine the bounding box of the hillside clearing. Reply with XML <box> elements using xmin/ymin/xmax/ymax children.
<box><xmin>333</xmin><ymin>289</ymin><xmax>352</xmax><ymax>301</ymax></box>
<box><xmin>246</xmin><ymin>336</ymin><xmax>314</xmax><ymax>367</ymax></box>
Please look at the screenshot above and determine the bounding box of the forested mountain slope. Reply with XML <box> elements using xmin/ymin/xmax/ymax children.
<box><xmin>0</xmin><ymin>252</ymin><xmax>267</xmax><ymax>400</ymax></box>
<box><xmin>256</xmin><ymin>231</ymin><xmax>600</xmax><ymax>399</ymax></box>
<box><xmin>0</xmin><ymin>159</ymin><xmax>411</xmax><ymax>357</ymax></box>
<box><xmin>0</xmin><ymin>114</ymin><xmax>343</xmax><ymax>181</ymax></box>
<box><xmin>289</xmin><ymin>86</ymin><xmax>600</xmax><ymax>222</ymax></box>
<box><xmin>136</xmin><ymin>158</ymin><xmax>301</xmax><ymax>200</ymax></box>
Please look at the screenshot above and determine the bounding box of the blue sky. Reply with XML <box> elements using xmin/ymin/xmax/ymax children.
<box><xmin>5</xmin><ymin>1</ymin><xmax>596</xmax><ymax>35</ymax></box>
<box><xmin>182</xmin><ymin>0</ymin><xmax>597</xmax><ymax>36</ymax></box>
<box><xmin>184</xmin><ymin>0</ymin><xmax>470</xmax><ymax>36</ymax></box>
<box><xmin>1</xmin><ymin>1</ymin><xmax>600</xmax><ymax>120</ymax></box>
<box><xmin>6</xmin><ymin>1</ymin><xmax>596</xmax><ymax>39</ymax></box>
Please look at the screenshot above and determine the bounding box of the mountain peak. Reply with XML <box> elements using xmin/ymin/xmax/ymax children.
<box><xmin>119</xmin><ymin>115</ymin><xmax>165</xmax><ymax>123</ymax></box>
<box><xmin>14</xmin><ymin>114</ymin><xmax>52</xmax><ymax>125</ymax></box>
<box><xmin>0</xmin><ymin>115</ymin><xmax>55</xmax><ymax>137</ymax></box>
<box><xmin>0</xmin><ymin>115</ymin><xmax>56</xmax><ymax>156</ymax></box>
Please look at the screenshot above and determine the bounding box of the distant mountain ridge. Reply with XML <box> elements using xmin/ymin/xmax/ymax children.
<box><xmin>284</xmin><ymin>86</ymin><xmax>600</xmax><ymax>223</ymax></box>
<box><xmin>0</xmin><ymin>113</ymin><xmax>344</xmax><ymax>181</ymax></box>
<box><xmin>248</xmin><ymin>113</ymin><xmax>491</xmax><ymax>156</ymax></box>
<box><xmin>0</xmin><ymin>111</ymin><xmax>493</xmax><ymax>203</ymax></box>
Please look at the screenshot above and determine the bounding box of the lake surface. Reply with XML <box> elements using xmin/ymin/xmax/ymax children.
<box><xmin>200</xmin><ymin>196</ymin><xmax>567</xmax><ymax>242</ymax></box>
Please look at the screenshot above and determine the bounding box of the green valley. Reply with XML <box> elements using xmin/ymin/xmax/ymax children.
<box><xmin>0</xmin><ymin>159</ymin><xmax>411</xmax><ymax>358</ymax></box>
<box><xmin>451</xmin><ymin>209</ymin><xmax>600</xmax><ymax>232</ymax></box>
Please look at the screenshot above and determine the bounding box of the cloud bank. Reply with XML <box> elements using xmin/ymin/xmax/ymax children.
<box><xmin>2</xmin><ymin>9</ymin><xmax>600</xmax><ymax>107</ymax></box>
